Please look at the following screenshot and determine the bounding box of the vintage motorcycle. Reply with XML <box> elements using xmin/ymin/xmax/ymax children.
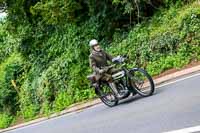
<box><xmin>87</xmin><ymin>56</ymin><xmax>155</xmax><ymax>107</ymax></box>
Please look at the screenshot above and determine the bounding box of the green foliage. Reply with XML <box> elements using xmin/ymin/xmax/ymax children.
<box><xmin>30</xmin><ymin>0</ymin><xmax>82</xmax><ymax>24</ymax></box>
<box><xmin>20</xmin><ymin>103</ymin><xmax>39</xmax><ymax>121</ymax></box>
<box><xmin>14</xmin><ymin>22</ymin><xmax>97</xmax><ymax>120</ymax></box>
<box><xmin>0</xmin><ymin>113</ymin><xmax>14</xmax><ymax>129</ymax></box>
<box><xmin>0</xmin><ymin>53</ymin><xmax>24</xmax><ymax>114</ymax></box>
<box><xmin>0</xmin><ymin>22</ymin><xmax>19</xmax><ymax>63</ymax></box>
<box><xmin>164</xmin><ymin>0</ymin><xmax>196</xmax><ymax>7</ymax></box>
<box><xmin>53</xmin><ymin>91</ymin><xmax>73</xmax><ymax>112</ymax></box>
<box><xmin>2</xmin><ymin>0</ymin><xmax>179</xmax><ymax>39</ymax></box>
<box><xmin>110</xmin><ymin>1</ymin><xmax>200</xmax><ymax>74</ymax></box>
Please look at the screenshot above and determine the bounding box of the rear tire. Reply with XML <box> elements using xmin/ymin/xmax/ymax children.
<box><xmin>128</xmin><ymin>68</ymin><xmax>155</xmax><ymax>97</ymax></box>
<box><xmin>95</xmin><ymin>84</ymin><xmax>118</xmax><ymax>107</ymax></box>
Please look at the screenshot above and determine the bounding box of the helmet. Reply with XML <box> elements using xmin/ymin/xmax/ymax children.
<box><xmin>89</xmin><ymin>39</ymin><xmax>98</xmax><ymax>47</ymax></box>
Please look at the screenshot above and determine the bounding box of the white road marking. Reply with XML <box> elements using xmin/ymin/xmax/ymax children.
<box><xmin>164</xmin><ymin>125</ymin><xmax>200</xmax><ymax>133</ymax></box>
<box><xmin>156</xmin><ymin>72</ymin><xmax>200</xmax><ymax>89</ymax></box>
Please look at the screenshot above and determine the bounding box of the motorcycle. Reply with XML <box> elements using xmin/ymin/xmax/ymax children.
<box><xmin>87</xmin><ymin>56</ymin><xmax>155</xmax><ymax>107</ymax></box>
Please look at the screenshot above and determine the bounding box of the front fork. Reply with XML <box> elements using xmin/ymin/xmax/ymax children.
<box><xmin>124</xmin><ymin>69</ymin><xmax>138</xmax><ymax>94</ymax></box>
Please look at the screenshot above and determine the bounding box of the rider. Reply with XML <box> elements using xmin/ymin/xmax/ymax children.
<box><xmin>89</xmin><ymin>39</ymin><xmax>127</xmax><ymax>98</ymax></box>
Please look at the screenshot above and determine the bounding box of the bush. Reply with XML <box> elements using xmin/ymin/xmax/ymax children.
<box><xmin>0</xmin><ymin>22</ymin><xmax>19</xmax><ymax>64</ymax></box>
<box><xmin>0</xmin><ymin>113</ymin><xmax>14</xmax><ymax>129</ymax></box>
<box><xmin>0</xmin><ymin>53</ymin><xmax>24</xmax><ymax>115</ymax></box>
<box><xmin>15</xmin><ymin>22</ymin><xmax>97</xmax><ymax>119</ymax></box>
<box><xmin>109</xmin><ymin>1</ymin><xmax>200</xmax><ymax>72</ymax></box>
<box><xmin>53</xmin><ymin>91</ymin><xmax>73</xmax><ymax>112</ymax></box>
<box><xmin>20</xmin><ymin>104</ymin><xmax>39</xmax><ymax>121</ymax></box>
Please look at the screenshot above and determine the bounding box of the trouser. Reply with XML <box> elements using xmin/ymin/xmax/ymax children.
<box><xmin>100</xmin><ymin>68</ymin><xmax>120</xmax><ymax>82</ymax></box>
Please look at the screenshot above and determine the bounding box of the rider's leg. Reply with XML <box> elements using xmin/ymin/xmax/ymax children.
<box><xmin>101</xmin><ymin>73</ymin><xmax>121</xmax><ymax>98</ymax></box>
<box><xmin>102</xmin><ymin>72</ymin><xmax>128</xmax><ymax>98</ymax></box>
<box><xmin>108</xmin><ymin>81</ymin><xmax>121</xmax><ymax>98</ymax></box>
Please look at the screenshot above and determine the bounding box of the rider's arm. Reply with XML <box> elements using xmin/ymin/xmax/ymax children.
<box><xmin>89</xmin><ymin>55</ymin><xmax>102</xmax><ymax>74</ymax></box>
<box><xmin>104</xmin><ymin>51</ymin><xmax>113</xmax><ymax>62</ymax></box>
<box><xmin>104</xmin><ymin>51</ymin><xmax>123</xmax><ymax>63</ymax></box>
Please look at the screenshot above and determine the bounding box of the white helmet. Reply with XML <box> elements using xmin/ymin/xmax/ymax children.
<box><xmin>89</xmin><ymin>39</ymin><xmax>98</xmax><ymax>47</ymax></box>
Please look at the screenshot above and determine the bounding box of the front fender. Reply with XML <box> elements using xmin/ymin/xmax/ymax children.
<box><xmin>127</xmin><ymin>67</ymin><xmax>139</xmax><ymax>77</ymax></box>
<box><xmin>129</xmin><ymin>67</ymin><xmax>139</xmax><ymax>72</ymax></box>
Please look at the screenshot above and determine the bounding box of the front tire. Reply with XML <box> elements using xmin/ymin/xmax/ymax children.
<box><xmin>128</xmin><ymin>68</ymin><xmax>155</xmax><ymax>97</ymax></box>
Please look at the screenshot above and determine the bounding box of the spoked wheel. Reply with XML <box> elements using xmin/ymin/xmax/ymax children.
<box><xmin>128</xmin><ymin>68</ymin><xmax>155</xmax><ymax>97</ymax></box>
<box><xmin>96</xmin><ymin>84</ymin><xmax>118</xmax><ymax>107</ymax></box>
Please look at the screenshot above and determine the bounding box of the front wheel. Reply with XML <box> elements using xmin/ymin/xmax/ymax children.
<box><xmin>128</xmin><ymin>68</ymin><xmax>155</xmax><ymax>97</ymax></box>
<box><xmin>95</xmin><ymin>84</ymin><xmax>118</xmax><ymax>107</ymax></box>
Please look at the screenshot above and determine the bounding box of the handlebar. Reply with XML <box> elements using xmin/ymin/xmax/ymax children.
<box><xmin>100</xmin><ymin>55</ymin><xmax>129</xmax><ymax>72</ymax></box>
<box><xmin>112</xmin><ymin>55</ymin><xmax>128</xmax><ymax>64</ymax></box>
<box><xmin>101</xmin><ymin>64</ymin><xmax>116</xmax><ymax>71</ymax></box>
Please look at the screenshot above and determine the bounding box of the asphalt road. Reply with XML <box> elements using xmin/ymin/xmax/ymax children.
<box><xmin>5</xmin><ymin>73</ymin><xmax>200</xmax><ymax>133</ymax></box>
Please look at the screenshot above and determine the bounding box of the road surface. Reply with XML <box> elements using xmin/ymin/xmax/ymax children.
<box><xmin>5</xmin><ymin>73</ymin><xmax>200</xmax><ymax>133</ymax></box>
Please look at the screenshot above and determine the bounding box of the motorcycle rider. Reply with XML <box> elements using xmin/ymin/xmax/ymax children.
<box><xmin>89</xmin><ymin>39</ymin><xmax>128</xmax><ymax>98</ymax></box>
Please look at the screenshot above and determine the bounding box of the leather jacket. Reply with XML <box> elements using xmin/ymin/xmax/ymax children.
<box><xmin>89</xmin><ymin>50</ymin><xmax>113</xmax><ymax>75</ymax></box>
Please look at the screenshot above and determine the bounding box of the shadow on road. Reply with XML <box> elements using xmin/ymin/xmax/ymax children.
<box><xmin>118</xmin><ymin>88</ymin><xmax>164</xmax><ymax>105</ymax></box>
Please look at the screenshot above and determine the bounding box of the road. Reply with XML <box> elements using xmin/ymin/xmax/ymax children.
<box><xmin>5</xmin><ymin>73</ymin><xmax>200</xmax><ymax>133</ymax></box>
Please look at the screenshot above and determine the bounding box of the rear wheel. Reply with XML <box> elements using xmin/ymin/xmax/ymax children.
<box><xmin>128</xmin><ymin>68</ymin><xmax>155</xmax><ymax>97</ymax></box>
<box><xmin>96</xmin><ymin>84</ymin><xmax>118</xmax><ymax>107</ymax></box>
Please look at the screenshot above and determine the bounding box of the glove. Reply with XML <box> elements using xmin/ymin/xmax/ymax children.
<box><xmin>99</xmin><ymin>69</ymin><xmax>104</xmax><ymax>74</ymax></box>
<box><xmin>119</xmin><ymin>56</ymin><xmax>125</xmax><ymax>63</ymax></box>
<box><xmin>112</xmin><ymin>55</ymin><xmax>120</xmax><ymax>63</ymax></box>
<box><xmin>112</xmin><ymin>55</ymin><xmax>124</xmax><ymax>63</ymax></box>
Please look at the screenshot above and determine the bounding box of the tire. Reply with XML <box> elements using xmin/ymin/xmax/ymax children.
<box><xmin>95</xmin><ymin>84</ymin><xmax>118</xmax><ymax>107</ymax></box>
<box><xmin>128</xmin><ymin>68</ymin><xmax>155</xmax><ymax>97</ymax></box>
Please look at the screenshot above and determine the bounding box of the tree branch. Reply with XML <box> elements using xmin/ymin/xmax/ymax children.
<box><xmin>147</xmin><ymin>0</ymin><xmax>160</xmax><ymax>10</ymax></box>
<box><xmin>134</xmin><ymin>0</ymin><xmax>140</xmax><ymax>23</ymax></box>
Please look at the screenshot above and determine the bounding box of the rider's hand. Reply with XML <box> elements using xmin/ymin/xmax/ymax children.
<box><xmin>113</xmin><ymin>55</ymin><xmax>125</xmax><ymax>63</ymax></box>
<box><xmin>99</xmin><ymin>69</ymin><xmax>105</xmax><ymax>74</ymax></box>
<box><xmin>112</xmin><ymin>55</ymin><xmax>121</xmax><ymax>63</ymax></box>
<box><xmin>119</xmin><ymin>56</ymin><xmax>125</xmax><ymax>63</ymax></box>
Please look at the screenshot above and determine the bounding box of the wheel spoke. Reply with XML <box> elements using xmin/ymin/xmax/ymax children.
<box><xmin>129</xmin><ymin>68</ymin><xmax>154</xmax><ymax>97</ymax></box>
<box><xmin>98</xmin><ymin>84</ymin><xmax>118</xmax><ymax>107</ymax></box>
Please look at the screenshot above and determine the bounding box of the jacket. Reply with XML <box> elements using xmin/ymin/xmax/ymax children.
<box><xmin>89</xmin><ymin>50</ymin><xmax>113</xmax><ymax>76</ymax></box>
